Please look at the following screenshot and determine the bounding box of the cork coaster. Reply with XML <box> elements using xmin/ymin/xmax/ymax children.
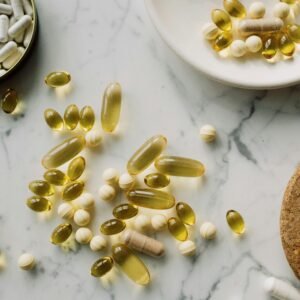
<box><xmin>280</xmin><ymin>166</ymin><xmax>300</xmax><ymax>279</ymax></box>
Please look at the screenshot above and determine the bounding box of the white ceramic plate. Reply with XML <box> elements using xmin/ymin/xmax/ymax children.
<box><xmin>145</xmin><ymin>0</ymin><xmax>300</xmax><ymax>89</ymax></box>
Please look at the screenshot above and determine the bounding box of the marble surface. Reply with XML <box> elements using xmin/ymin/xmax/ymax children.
<box><xmin>1</xmin><ymin>0</ymin><xmax>300</xmax><ymax>299</ymax></box>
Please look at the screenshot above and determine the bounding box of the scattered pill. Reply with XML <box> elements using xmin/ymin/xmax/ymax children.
<box><xmin>100</xmin><ymin>219</ymin><xmax>126</xmax><ymax>235</ymax></box>
<box><xmin>168</xmin><ymin>217</ymin><xmax>188</xmax><ymax>241</ymax></box>
<box><xmin>278</xmin><ymin>33</ymin><xmax>295</xmax><ymax>56</ymax></box>
<box><xmin>202</xmin><ymin>23</ymin><xmax>219</xmax><ymax>40</ymax></box>
<box><xmin>28</xmin><ymin>180</ymin><xmax>54</xmax><ymax>197</ymax></box>
<box><xmin>90</xmin><ymin>235</ymin><xmax>107</xmax><ymax>252</ymax></box>
<box><xmin>134</xmin><ymin>215</ymin><xmax>151</xmax><ymax>231</ymax></box>
<box><xmin>57</xmin><ymin>202</ymin><xmax>75</xmax><ymax>219</ymax></box>
<box><xmin>18</xmin><ymin>253</ymin><xmax>35</xmax><ymax>270</ymax></box>
<box><xmin>264</xmin><ymin>277</ymin><xmax>300</xmax><ymax>300</ymax></box>
<box><xmin>75</xmin><ymin>227</ymin><xmax>92</xmax><ymax>244</ymax></box>
<box><xmin>262</xmin><ymin>35</ymin><xmax>277</xmax><ymax>59</ymax></box>
<box><xmin>85</xmin><ymin>129</ymin><xmax>103</xmax><ymax>147</ymax></box>
<box><xmin>91</xmin><ymin>256</ymin><xmax>113</xmax><ymax>277</ymax></box>
<box><xmin>113</xmin><ymin>203</ymin><xmax>138</xmax><ymax>220</ymax></box>
<box><xmin>50</xmin><ymin>223</ymin><xmax>73</xmax><ymax>245</ymax></box>
<box><xmin>223</xmin><ymin>0</ymin><xmax>246</xmax><ymax>18</ymax></box>
<box><xmin>98</xmin><ymin>184</ymin><xmax>116</xmax><ymax>201</ymax></box>
<box><xmin>238</xmin><ymin>18</ymin><xmax>284</xmax><ymax>35</ymax></box>
<box><xmin>200</xmin><ymin>124</ymin><xmax>217</xmax><ymax>142</ymax></box>
<box><xmin>176</xmin><ymin>202</ymin><xmax>196</xmax><ymax>225</ymax></box>
<box><xmin>76</xmin><ymin>192</ymin><xmax>94</xmax><ymax>209</ymax></box>
<box><xmin>178</xmin><ymin>240</ymin><xmax>196</xmax><ymax>256</ymax></box>
<box><xmin>45</xmin><ymin>71</ymin><xmax>71</xmax><ymax>88</ymax></box>
<box><xmin>200</xmin><ymin>222</ymin><xmax>217</xmax><ymax>240</ymax></box>
<box><xmin>44</xmin><ymin>109</ymin><xmax>64</xmax><ymax>131</ymax></box>
<box><xmin>62</xmin><ymin>181</ymin><xmax>84</xmax><ymax>201</ymax></box>
<box><xmin>26</xmin><ymin>196</ymin><xmax>52</xmax><ymax>212</ymax></box>
<box><xmin>67</xmin><ymin>156</ymin><xmax>85</xmax><ymax>181</ymax></box>
<box><xmin>226</xmin><ymin>210</ymin><xmax>245</xmax><ymax>234</ymax></box>
<box><xmin>211</xmin><ymin>9</ymin><xmax>232</xmax><ymax>31</ymax></box>
<box><xmin>144</xmin><ymin>172</ymin><xmax>170</xmax><ymax>189</ymax></box>
<box><xmin>245</xmin><ymin>35</ymin><xmax>262</xmax><ymax>53</ymax></box>
<box><xmin>273</xmin><ymin>2</ymin><xmax>290</xmax><ymax>19</ymax></box>
<box><xmin>119</xmin><ymin>173</ymin><xmax>135</xmax><ymax>190</ymax></box>
<box><xmin>1</xmin><ymin>88</ymin><xmax>18</xmax><ymax>114</ymax></box>
<box><xmin>64</xmin><ymin>104</ymin><xmax>80</xmax><ymax>131</ymax></box>
<box><xmin>79</xmin><ymin>105</ymin><xmax>95</xmax><ymax>132</ymax></box>
<box><xmin>151</xmin><ymin>214</ymin><xmax>167</xmax><ymax>231</ymax></box>
<box><xmin>44</xmin><ymin>169</ymin><xmax>68</xmax><ymax>186</ymax></box>
<box><xmin>249</xmin><ymin>2</ymin><xmax>266</xmax><ymax>18</ymax></box>
<box><xmin>102</xmin><ymin>168</ymin><xmax>119</xmax><ymax>185</ymax></box>
<box><xmin>74</xmin><ymin>209</ymin><xmax>90</xmax><ymax>226</ymax></box>
<box><xmin>230</xmin><ymin>40</ymin><xmax>247</xmax><ymax>57</ymax></box>
<box><xmin>287</xmin><ymin>24</ymin><xmax>300</xmax><ymax>43</ymax></box>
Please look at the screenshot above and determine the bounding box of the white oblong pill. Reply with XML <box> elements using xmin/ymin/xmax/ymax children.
<box><xmin>8</xmin><ymin>14</ymin><xmax>31</xmax><ymax>38</ymax></box>
<box><xmin>0</xmin><ymin>41</ymin><xmax>17</xmax><ymax>62</ymax></box>
<box><xmin>11</xmin><ymin>0</ymin><xmax>24</xmax><ymax>20</ymax></box>
<box><xmin>3</xmin><ymin>46</ymin><xmax>24</xmax><ymax>69</ymax></box>
<box><xmin>0</xmin><ymin>3</ymin><xmax>12</xmax><ymax>15</ymax></box>
<box><xmin>22</xmin><ymin>0</ymin><xmax>32</xmax><ymax>16</ymax></box>
<box><xmin>0</xmin><ymin>15</ymin><xmax>9</xmax><ymax>42</ymax></box>
<box><xmin>23</xmin><ymin>21</ymin><xmax>32</xmax><ymax>47</ymax></box>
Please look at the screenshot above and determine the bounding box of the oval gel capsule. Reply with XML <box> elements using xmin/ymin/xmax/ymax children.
<box><xmin>79</xmin><ymin>106</ymin><xmax>95</xmax><ymax>131</ymax></box>
<box><xmin>91</xmin><ymin>257</ymin><xmax>114</xmax><ymax>277</ymax></box>
<box><xmin>100</xmin><ymin>219</ymin><xmax>126</xmax><ymax>235</ymax></box>
<box><xmin>64</xmin><ymin>104</ymin><xmax>80</xmax><ymax>130</ymax></box>
<box><xmin>45</xmin><ymin>71</ymin><xmax>71</xmax><ymax>88</ymax></box>
<box><xmin>26</xmin><ymin>196</ymin><xmax>52</xmax><ymax>212</ymax></box>
<box><xmin>176</xmin><ymin>202</ymin><xmax>196</xmax><ymax>225</ymax></box>
<box><xmin>113</xmin><ymin>203</ymin><xmax>138</xmax><ymax>220</ymax></box>
<box><xmin>62</xmin><ymin>181</ymin><xmax>84</xmax><ymax>201</ymax></box>
<box><xmin>44</xmin><ymin>169</ymin><xmax>68</xmax><ymax>186</ymax></box>
<box><xmin>29</xmin><ymin>180</ymin><xmax>54</xmax><ymax>196</ymax></box>
<box><xmin>51</xmin><ymin>223</ymin><xmax>73</xmax><ymax>245</ymax></box>
<box><xmin>167</xmin><ymin>217</ymin><xmax>188</xmax><ymax>241</ymax></box>
<box><xmin>67</xmin><ymin>156</ymin><xmax>85</xmax><ymax>181</ymax></box>
<box><xmin>44</xmin><ymin>109</ymin><xmax>64</xmax><ymax>131</ymax></box>
<box><xmin>144</xmin><ymin>173</ymin><xmax>170</xmax><ymax>189</ymax></box>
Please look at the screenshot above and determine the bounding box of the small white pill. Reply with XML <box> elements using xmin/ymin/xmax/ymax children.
<box><xmin>119</xmin><ymin>173</ymin><xmax>135</xmax><ymax>190</ymax></box>
<box><xmin>18</xmin><ymin>253</ymin><xmax>35</xmax><ymax>270</ymax></box>
<box><xmin>0</xmin><ymin>15</ymin><xmax>9</xmax><ymax>42</ymax></box>
<box><xmin>98</xmin><ymin>184</ymin><xmax>116</xmax><ymax>201</ymax></box>
<box><xmin>273</xmin><ymin>2</ymin><xmax>290</xmax><ymax>19</ymax></box>
<box><xmin>90</xmin><ymin>235</ymin><xmax>107</xmax><ymax>251</ymax></box>
<box><xmin>264</xmin><ymin>277</ymin><xmax>300</xmax><ymax>300</ymax></box>
<box><xmin>74</xmin><ymin>209</ymin><xmax>91</xmax><ymax>226</ymax></box>
<box><xmin>245</xmin><ymin>35</ymin><xmax>262</xmax><ymax>53</ymax></box>
<box><xmin>200</xmin><ymin>222</ymin><xmax>217</xmax><ymax>240</ymax></box>
<box><xmin>178</xmin><ymin>240</ymin><xmax>196</xmax><ymax>256</ymax></box>
<box><xmin>75</xmin><ymin>227</ymin><xmax>93</xmax><ymax>244</ymax></box>
<box><xmin>0</xmin><ymin>3</ymin><xmax>12</xmax><ymax>15</ymax></box>
<box><xmin>102</xmin><ymin>168</ymin><xmax>119</xmax><ymax>185</ymax></box>
<box><xmin>134</xmin><ymin>215</ymin><xmax>151</xmax><ymax>232</ymax></box>
<box><xmin>200</xmin><ymin>124</ymin><xmax>217</xmax><ymax>142</ymax></box>
<box><xmin>249</xmin><ymin>2</ymin><xmax>266</xmax><ymax>19</ymax></box>
<box><xmin>76</xmin><ymin>192</ymin><xmax>94</xmax><ymax>209</ymax></box>
<box><xmin>202</xmin><ymin>22</ymin><xmax>219</xmax><ymax>40</ymax></box>
<box><xmin>57</xmin><ymin>202</ymin><xmax>75</xmax><ymax>219</ymax></box>
<box><xmin>22</xmin><ymin>0</ymin><xmax>32</xmax><ymax>16</ymax></box>
<box><xmin>230</xmin><ymin>40</ymin><xmax>247</xmax><ymax>57</ymax></box>
<box><xmin>85</xmin><ymin>129</ymin><xmax>102</xmax><ymax>147</ymax></box>
<box><xmin>8</xmin><ymin>14</ymin><xmax>31</xmax><ymax>38</ymax></box>
<box><xmin>0</xmin><ymin>41</ymin><xmax>17</xmax><ymax>62</ymax></box>
<box><xmin>151</xmin><ymin>214</ymin><xmax>167</xmax><ymax>231</ymax></box>
<box><xmin>3</xmin><ymin>46</ymin><xmax>23</xmax><ymax>69</ymax></box>
<box><xmin>23</xmin><ymin>20</ymin><xmax>32</xmax><ymax>47</ymax></box>
<box><xmin>11</xmin><ymin>0</ymin><xmax>24</xmax><ymax>20</ymax></box>
<box><xmin>0</xmin><ymin>69</ymin><xmax>6</xmax><ymax>77</ymax></box>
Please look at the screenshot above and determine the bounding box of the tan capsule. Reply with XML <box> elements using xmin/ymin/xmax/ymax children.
<box><xmin>168</xmin><ymin>217</ymin><xmax>188</xmax><ymax>241</ymax></box>
<box><xmin>127</xmin><ymin>188</ymin><xmax>175</xmax><ymax>209</ymax></box>
<box><xmin>113</xmin><ymin>203</ymin><xmax>138</xmax><ymax>220</ymax></box>
<box><xmin>226</xmin><ymin>210</ymin><xmax>245</xmax><ymax>234</ymax></box>
<box><xmin>79</xmin><ymin>106</ymin><xmax>95</xmax><ymax>131</ymax></box>
<box><xmin>28</xmin><ymin>180</ymin><xmax>54</xmax><ymax>196</ymax></box>
<box><xmin>122</xmin><ymin>229</ymin><xmax>165</xmax><ymax>257</ymax></box>
<box><xmin>127</xmin><ymin>135</ymin><xmax>167</xmax><ymax>175</ymax></box>
<box><xmin>67</xmin><ymin>156</ymin><xmax>85</xmax><ymax>181</ymax></box>
<box><xmin>211</xmin><ymin>9</ymin><xmax>232</xmax><ymax>31</ymax></box>
<box><xmin>223</xmin><ymin>0</ymin><xmax>246</xmax><ymax>18</ymax></box>
<box><xmin>112</xmin><ymin>243</ymin><xmax>150</xmax><ymax>285</ymax></box>
<box><xmin>1</xmin><ymin>88</ymin><xmax>18</xmax><ymax>114</ymax></box>
<box><xmin>100</xmin><ymin>219</ymin><xmax>126</xmax><ymax>235</ymax></box>
<box><xmin>26</xmin><ymin>196</ymin><xmax>52</xmax><ymax>212</ymax></box>
<box><xmin>42</xmin><ymin>135</ymin><xmax>86</xmax><ymax>169</ymax></box>
<box><xmin>50</xmin><ymin>223</ymin><xmax>72</xmax><ymax>245</ymax></box>
<box><xmin>44</xmin><ymin>169</ymin><xmax>68</xmax><ymax>186</ymax></box>
<box><xmin>155</xmin><ymin>156</ymin><xmax>205</xmax><ymax>177</ymax></box>
<box><xmin>144</xmin><ymin>173</ymin><xmax>170</xmax><ymax>189</ymax></box>
<box><xmin>101</xmin><ymin>82</ymin><xmax>122</xmax><ymax>132</ymax></box>
<box><xmin>62</xmin><ymin>181</ymin><xmax>84</xmax><ymax>201</ymax></box>
<box><xmin>278</xmin><ymin>33</ymin><xmax>295</xmax><ymax>56</ymax></box>
<box><xmin>176</xmin><ymin>202</ymin><xmax>196</xmax><ymax>225</ymax></box>
<box><xmin>213</xmin><ymin>31</ymin><xmax>233</xmax><ymax>51</ymax></box>
<box><xmin>238</xmin><ymin>18</ymin><xmax>284</xmax><ymax>35</ymax></box>
<box><xmin>44</xmin><ymin>109</ymin><xmax>64</xmax><ymax>131</ymax></box>
<box><xmin>45</xmin><ymin>71</ymin><xmax>71</xmax><ymax>88</ymax></box>
<box><xmin>91</xmin><ymin>256</ymin><xmax>114</xmax><ymax>277</ymax></box>
<box><xmin>64</xmin><ymin>104</ymin><xmax>79</xmax><ymax>130</ymax></box>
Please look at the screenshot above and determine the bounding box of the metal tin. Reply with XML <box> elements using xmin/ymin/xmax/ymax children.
<box><xmin>0</xmin><ymin>0</ymin><xmax>38</xmax><ymax>81</ymax></box>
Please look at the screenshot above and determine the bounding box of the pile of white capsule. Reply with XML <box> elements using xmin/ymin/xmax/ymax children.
<box><xmin>0</xmin><ymin>0</ymin><xmax>34</xmax><ymax>77</ymax></box>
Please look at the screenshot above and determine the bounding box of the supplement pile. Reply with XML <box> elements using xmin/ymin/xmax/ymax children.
<box><xmin>202</xmin><ymin>0</ymin><xmax>300</xmax><ymax>60</ymax></box>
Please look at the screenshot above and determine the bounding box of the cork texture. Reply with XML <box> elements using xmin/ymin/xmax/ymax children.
<box><xmin>280</xmin><ymin>166</ymin><xmax>300</xmax><ymax>279</ymax></box>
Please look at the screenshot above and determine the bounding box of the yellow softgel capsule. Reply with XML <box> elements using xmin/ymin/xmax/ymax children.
<box><xmin>278</xmin><ymin>33</ymin><xmax>295</xmax><ymax>56</ymax></box>
<box><xmin>176</xmin><ymin>202</ymin><xmax>196</xmax><ymax>225</ymax></box>
<box><xmin>127</xmin><ymin>188</ymin><xmax>175</xmax><ymax>209</ymax></box>
<box><xmin>26</xmin><ymin>196</ymin><xmax>52</xmax><ymax>212</ymax></box>
<box><xmin>211</xmin><ymin>9</ymin><xmax>232</xmax><ymax>31</ymax></box>
<box><xmin>45</xmin><ymin>71</ymin><xmax>71</xmax><ymax>88</ymax></box>
<box><xmin>67</xmin><ymin>156</ymin><xmax>85</xmax><ymax>181</ymax></box>
<box><xmin>280</xmin><ymin>0</ymin><xmax>295</xmax><ymax>3</ymax></box>
<box><xmin>112</xmin><ymin>243</ymin><xmax>150</xmax><ymax>286</ymax></box>
<box><xmin>42</xmin><ymin>135</ymin><xmax>86</xmax><ymax>169</ymax></box>
<box><xmin>155</xmin><ymin>156</ymin><xmax>205</xmax><ymax>177</ymax></box>
<box><xmin>112</xmin><ymin>203</ymin><xmax>138</xmax><ymax>220</ymax></box>
<box><xmin>226</xmin><ymin>210</ymin><xmax>245</xmax><ymax>234</ymax></box>
<box><xmin>213</xmin><ymin>31</ymin><xmax>233</xmax><ymax>52</ymax></box>
<box><xmin>79</xmin><ymin>106</ymin><xmax>95</xmax><ymax>131</ymax></box>
<box><xmin>144</xmin><ymin>172</ymin><xmax>170</xmax><ymax>189</ymax></box>
<box><xmin>127</xmin><ymin>135</ymin><xmax>167</xmax><ymax>175</ymax></box>
<box><xmin>44</xmin><ymin>169</ymin><xmax>68</xmax><ymax>186</ymax></box>
<box><xmin>50</xmin><ymin>223</ymin><xmax>72</xmax><ymax>245</ymax></box>
<box><xmin>262</xmin><ymin>36</ymin><xmax>277</xmax><ymax>59</ymax></box>
<box><xmin>223</xmin><ymin>0</ymin><xmax>246</xmax><ymax>18</ymax></box>
<box><xmin>44</xmin><ymin>109</ymin><xmax>64</xmax><ymax>131</ymax></box>
<box><xmin>62</xmin><ymin>181</ymin><xmax>84</xmax><ymax>201</ymax></box>
<box><xmin>91</xmin><ymin>257</ymin><xmax>114</xmax><ymax>277</ymax></box>
<box><xmin>28</xmin><ymin>180</ymin><xmax>54</xmax><ymax>197</ymax></box>
<box><xmin>167</xmin><ymin>217</ymin><xmax>188</xmax><ymax>241</ymax></box>
<box><xmin>64</xmin><ymin>104</ymin><xmax>79</xmax><ymax>130</ymax></box>
<box><xmin>287</xmin><ymin>24</ymin><xmax>300</xmax><ymax>43</ymax></box>
<box><xmin>100</xmin><ymin>219</ymin><xmax>126</xmax><ymax>235</ymax></box>
<box><xmin>1</xmin><ymin>89</ymin><xmax>18</xmax><ymax>114</ymax></box>
<box><xmin>101</xmin><ymin>82</ymin><xmax>122</xmax><ymax>133</ymax></box>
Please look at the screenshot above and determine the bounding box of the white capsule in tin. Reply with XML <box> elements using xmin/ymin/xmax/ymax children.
<box><xmin>22</xmin><ymin>0</ymin><xmax>32</xmax><ymax>16</ymax></box>
<box><xmin>0</xmin><ymin>3</ymin><xmax>12</xmax><ymax>15</ymax></box>
<box><xmin>0</xmin><ymin>69</ymin><xmax>6</xmax><ymax>77</ymax></box>
<box><xmin>3</xmin><ymin>46</ymin><xmax>24</xmax><ymax>69</ymax></box>
<box><xmin>8</xmin><ymin>14</ymin><xmax>31</xmax><ymax>38</ymax></box>
<box><xmin>23</xmin><ymin>21</ymin><xmax>32</xmax><ymax>47</ymax></box>
<box><xmin>0</xmin><ymin>15</ymin><xmax>9</xmax><ymax>42</ymax></box>
<box><xmin>0</xmin><ymin>41</ymin><xmax>17</xmax><ymax>62</ymax></box>
<box><xmin>11</xmin><ymin>0</ymin><xmax>24</xmax><ymax>20</ymax></box>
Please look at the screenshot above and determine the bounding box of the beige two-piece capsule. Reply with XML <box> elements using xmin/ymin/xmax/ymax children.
<box><xmin>238</xmin><ymin>18</ymin><xmax>284</xmax><ymax>35</ymax></box>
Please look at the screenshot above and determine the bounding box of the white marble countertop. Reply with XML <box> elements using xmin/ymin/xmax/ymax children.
<box><xmin>1</xmin><ymin>1</ymin><xmax>300</xmax><ymax>299</ymax></box>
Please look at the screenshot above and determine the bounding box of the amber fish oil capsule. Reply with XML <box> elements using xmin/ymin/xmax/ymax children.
<box><xmin>113</xmin><ymin>203</ymin><xmax>138</xmax><ymax>220</ymax></box>
<box><xmin>127</xmin><ymin>135</ymin><xmax>167</xmax><ymax>175</ymax></box>
<box><xmin>64</xmin><ymin>104</ymin><xmax>80</xmax><ymax>130</ymax></box>
<box><xmin>278</xmin><ymin>33</ymin><xmax>295</xmax><ymax>56</ymax></box>
<box><xmin>226</xmin><ymin>210</ymin><xmax>245</xmax><ymax>234</ymax></box>
<box><xmin>44</xmin><ymin>109</ymin><xmax>64</xmax><ymax>131</ymax></box>
<box><xmin>287</xmin><ymin>24</ymin><xmax>300</xmax><ymax>43</ymax></box>
<box><xmin>213</xmin><ymin>32</ymin><xmax>233</xmax><ymax>52</ymax></box>
<box><xmin>262</xmin><ymin>36</ymin><xmax>277</xmax><ymax>59</ymax></box>
<box><xmin>144</xmin><ymin>173</ymin><xmax>170</xmax><ymax>189</ymax></box>
<box><xmin>100</xmin><ymin>219</ymin><xmax>126</xmax><ymax>235</ymax></box>
<box><xmin>223</xmin><ymin>0</ymin><xmax>246</xmax><ymax>18</ymax></box>
<box><xmin>176</xmin><ymin>202</ymin><xmax>196</xmax><ymax>225</ymax></box>
<box><xmin>91</xmin><ymin>257</ymin><xmax>114</xmax><ymax>277</ymax></box>
<box><xmin>101</xmin><ymin>82</ymin><xmax>122</xmax><ymax>133</ymax></box>
<box><xmin>211</xmin><ymin>9</ymin><xmax>232</xmax><ymax>31</ymax></box>
<box><xmin>62</xmin><ymin>181</ymin><xmax>84</xmax><ymax>201</ymax></box>
<box><xmin>155</xmin><ymin>156</ymin><xmax>205</xmax><ymax>177</ymax></box>
<box><xmin>79</xmin><ymin>106</ymin><xmax>95</xmax><ymax>131</ymax></box>
<box><xmin>44</xmin><ymin>169</ymin><xmax>68</xmax><ymax>186</ymax></box>
<box><xmin>42</xmin><ymin>135</ymin><xmax>86</xmax><ymax>169</ymax></box>
<box><xmin>167</xmin><ymin>217</ymin><xmax>188</xmax><ymax>241</ymax></box>
<box><xmin>280</xmin><ymin>0</ymin><xmax>295</xmax><ymax>3</ymax></box>
<box><xmin>127</xmin><ymin>188</ymin><xmax>175</xmax><ymax>209</ymax></box>
<box><xmin>67</xmin><ymin>156</ymin><xmax>85</xmax><ymax>181</ymax></box>
<box><xmin>51</xmin><ymin>223</ymin><xmax>73</xmax><ymax>245</ymax></box>
<box><xmin>45</xmin><ymin>71</ymin><xmax>71</xmax><ymax>88</ymax></box>
<box><xmin>29</xmin><ymin>180</ymin><xmax>54</xmax><ymax>197</ymax></box>
<box><xmin>1</xmin><ymin>89</ymin><xmax>18</xmax><ymax>114</ymax></box>
<box><xmin>112</xmin><ymin>243</ymin><xmax>150</xmax><ymax>285</ymax></box>
<box><xmin>26</xmin><ymin>196</ymin><xmax>52</xmax><ymax>212</ymax></box>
